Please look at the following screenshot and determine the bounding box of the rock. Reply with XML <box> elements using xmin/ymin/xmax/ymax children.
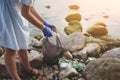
<box><xmin>100</xmin><ymin>35</ymin><xmax>120</xmax><ymax>42</ymax></box>
<box><xmin>0</xmin><ymin>47</ymin><xmax>4</xmax><ymax>56</ymax></box>
<box><xmin>101</xmin><ymin>48</ymin><xmax>120</xmax><ymax>59</ymax></box>
<box><xmin>68</xmin><ymin>20</ymin><xmax>81</xmax><ymax>26</ymax></box>
<box><xmin>78</xmin><ymin>43</ymin><xmax>101</xmax><ymax>59</ymax></box>
<box><xmin>87</xmin><ymin>24</ymin><xmax>108</xmax><ymax>37</ymax></box>
<box><xmin>83</xmin><ymin>58</ymin><xmax>120</xmax><ymax>80</ymax></box>
<box><xmin>46</xmin><ymin>73</ymin><xmax>54</xmax><ymax>80</ymax></box>
<box><xmin>65</xmin><ymin>13</ymin><xmax>82</xmax><ymax>22</ymax></box>
<box><xmin>62</xmin><ymin>78</ymin><xmax>70</xmax><ymax>80</ymax></box>
<box><xmin>34</xmin><ymin>34</ymin><xmax>43</xmax><ymax>40</ymax></box>
<box><xmin>85</xmin><ymin>57</ymin><xmax>97</xmax><ymax>64</ymax></box>
<box><xmin>85</xmin><ymin>36</ymin><xmax>106</xmax><ymax>46</ymax></box>
<box><xmin>64</xmin><ymin>23</ymin><xmax>82</xmax><ymax>35</ymax></box>
<box><xmin>63</xmin><ymin>50</ymin><xmax>73</xmax><ymax>59</ymax></box>
<box><xmin>28</xmin><ymin>50</ymin><xmax>43</xmax><ymax>68</ymax></box>
<box><xmin>0</xmin><ymin>56</ymin><xmax>10</xmax><ymax>78</ymax></box>
<box><xmin>102</xmin><ymin>41</ymin><xmax>120</xmax><ymax>52</ymax></box>
<box><xmin>59</xmin><ymin>32</ymin><xmax>85</xmax><ymax>52</ymax></box>
<box><xmin>29</xmin><ymin>37</ymin><xmax>43</xmax><ymax>52</ymax></box>
<box><xmin>77</xmin><ymin>77</ymin><xmax>86</xmax><ymax>80</ymax></box>
<box><xmin>59</xmin><ymin>67</ymin><xmax>78</xmax><ymax>79</ymax></box>
<box><xmin>69</xmin><ymin>4</ymin><xmax>80</xmax><ymax>10</ymax></box>
<box><xmin>94</xmin><ymin>22</ymin><xmax>107</xmax><ymax>27</ymax></box>
<box><xmin>0</xmin><ymin>50</ymin><xmax>43</xmax><ymax>78</ymax></box>
<box><xmin>45</xmin><ymin>5</ymin><xmax>51</xmax><ymax>9</ymax></box>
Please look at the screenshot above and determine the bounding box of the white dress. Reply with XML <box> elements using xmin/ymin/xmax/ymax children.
<box><xmin>0</xmin><ymin>0</ymin><xmax>33</xmax><ymax>50</ymax></box>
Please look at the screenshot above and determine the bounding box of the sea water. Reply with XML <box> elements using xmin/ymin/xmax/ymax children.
<box><xmin>30</xmin><ymin>0</ymin><xmax>120</xmax><ymax>38</ymax></box>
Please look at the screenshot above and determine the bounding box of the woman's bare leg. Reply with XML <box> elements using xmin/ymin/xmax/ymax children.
<box><xmin>17</xmin><ymin>49</ymin><xmax>31</xmax><ymax>71</ymax></box>
<box><xmin>4</xmin><ymin>48</ymin><xmax>21</xmax><ymax>80</ymax></box>
<box><xmin>17</xmin><ymin>49</ymin><xmax>42</xmax><ymax>75</ymax></box>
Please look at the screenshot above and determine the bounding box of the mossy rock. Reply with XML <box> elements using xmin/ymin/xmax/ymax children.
<box><xmin>99</xmin><ymin>35</ymin><xmax>120</xmax><ymax>42</ymax></box>
<box><xmin>68</xmin><ymin>20</ymin><xmax>81</xmax><ymax>25</ymax></box>
<box><xmin>94</xmin><ymin>22</ymin><xmax>107</xmax><ymax>27</ymax></box>
<box><xmin>85</xmin><ymin>36</ymin><xmax>106</xmax><ymax>46</ymax></box>
<box><xmin>34</xmin><ymin>34</ymin><xmax>43</xmax><ymax>40</ymax></box>
<box><xmin>64</xmin><ymin>24</ymin><xmax>82</xmax><ymax>35</ymax></box>
<box><xmin>65</xmin><ymin>13</ymin><xmax>82</xmax><ymax>22</ymax></box>
<box><xmin>69</xmin><ymin>4</ymin><xmax>80</xmax><ymax>10</ymax></box>
<box><xmin>87</xmin><ymin>25</ymin><xmax>108</xmax><ymax>37</ymax></box>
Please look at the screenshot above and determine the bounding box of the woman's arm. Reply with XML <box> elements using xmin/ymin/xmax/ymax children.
<box><xmin>21</xmin><ymin>4</ymin><xmax>53</xmax><ymax>37</ymax></box>
<box><xmin>21</xmin><ymin>4</ymin><xmax>45</xmax><ymax>30</ymax></box>
<box><xmin>30</xmin><ymin>6</ymin><xmax>45</xmax><ymax>23</ymax></box>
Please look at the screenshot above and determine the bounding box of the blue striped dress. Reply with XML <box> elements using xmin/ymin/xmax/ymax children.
<box><xmin>0</xmin><ymin>0</ymin><xmax>33</xmax><ymax>50</ymax></box>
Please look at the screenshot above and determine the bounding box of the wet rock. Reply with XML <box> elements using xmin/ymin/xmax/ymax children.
<box><xmin>85</xmin><ymin>36</ymin><xmax>106</xmax><ymax>46</ymax></box>
<box><xmin>60</xmin><ymin>32</ymin><xmax>85</xmax><ymax>52</ymax></box>
<box><xmin>0</xmin><ymin>47</ymin><xmax>4</xmax><ymax>56</ymax></box>
<box><xmin>64</xmin><ymin>23</ymin><xmax>82</xmax><ymax>35</ymax></box>
<box><xmin>77</xmin><ymin>77</ymin><xmax>85</xmax><ymax>80</ymax></box>
<box><xmin>101</xmin><ymin>48</ymin><xmax>120</xmax><ymax>59</ymax></box>
<box><xmin>77</xmin><ymin>43</ymin><xmax>101</xmax><ymax>60</ymax></box>
<box><xmin>29</xmin><ymin>37</ymin><xmax>43</xmax><ymax>52</ymax></box>
<box><xmin>68</xmin><ymin>20</ymin><xmax>81</xmax><ymax>26</ymax></box>
<box><xmin>28</xmin><ymin>50</ymin><xmax>43</xmax><ymax>68</ymax></box>
<box><xmin>83</xmin><ymin>58</ymin><xmax>120</xmax><ymax>80</ymax></box>
<box><xmin>62</xmin><ymin>78</ymin><xmax>70</xmax><ymax>80</ymax></box>
<box><xmin>87</xmin><ymin>23</ymin><xmax>108</xmax><ymax>37</ymax></box>
<box><xmin>102</xmin><ymin>41</ymin><xmax>120</xmax><ymax>52</ymax></box>
<box><xmin>94</xmin><ymin>22</ymin><xmax>107</xmax><ymax>27</ymax></box>
<box><xmin>65</xmin><ymin>13</ymin><xmax>82</xmax><ymax>22</ymax></box>
<box><xmin>100</xmin><ymin>35</ymin><xmax>120</xmax><ymax>42</ymax></box>
<box><xmin>0</xmin><ymin>50</ymin><xmax>43</xmax><ymax>78</ymax></box>
<box><xmin>59</xmin><ymin>67</ymin><xmax>78</xmax><ymax>79</ymax></box>
<box><xmin>69</xmin><ymin>4</ymin><xmax>80</xmax><ymax>10</ymax></box>
<box><xmin>85</xmin><ymin>57</ymin><xmax>97</xmax><ymax>64</ymax></box>
<box><xmin>45</xmin><ymin>5</ymin><xmax>51</xmax><ymax>9</ymax></box>
<box><xmin>63</xmin><ymin>50</ymin><xmax>73</xmax><ymax>59</ymax></box>
<box><xmin>34</xmin><ymin>34</ymin><xmax>43</xmax><ymax>40</ymax></box>
<box><xmin>0</xmin><ymin>56</ymin><xmax>10</xmax><ymax>78</ymax></box>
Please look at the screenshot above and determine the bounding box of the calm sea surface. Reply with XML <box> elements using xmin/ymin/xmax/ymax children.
<box><xmin>30</xmin><ymin>0</ymin><xmax>120</xmax><ymax>38</ymax></box>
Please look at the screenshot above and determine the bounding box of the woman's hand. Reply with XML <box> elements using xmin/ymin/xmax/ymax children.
<box><xmin>43</xmin><ymin>22</ymin><xmax>56</xmax><ymax>32</ymax></box>
<box><xmin>42</xmin><ymin>27</ymin><xmax>53</xmax><ymax>37</ymax></box>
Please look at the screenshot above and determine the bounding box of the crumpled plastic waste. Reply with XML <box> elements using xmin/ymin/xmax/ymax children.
<box><xmin>59</xmin><ymin>57</ymin><xmax>85</xmax><ymax>71</ymax></box>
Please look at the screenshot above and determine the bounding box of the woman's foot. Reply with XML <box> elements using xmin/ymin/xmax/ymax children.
<box><xmin>29</xmin><ymin>68</ymin><xmax>43</xmax><ymax>76</ymax></box>
<box><xmin>24</xmin><ymin>68</ymin><xmax>43</xmax><ymax>76</ymax></box>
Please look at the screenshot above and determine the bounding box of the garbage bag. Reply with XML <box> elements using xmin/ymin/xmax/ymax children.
<box><xmin>42</xmin><ymin>36</ymin><xmax>66</xmax><ymax>65</ymax></box>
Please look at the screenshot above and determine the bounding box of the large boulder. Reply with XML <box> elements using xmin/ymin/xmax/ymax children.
<box><xmin>77</xmin><ymin>43</ymin><xmax>101</xmax><ymax>60</ymax></box>
<box><xmin>64</xmin><ymin>23</ymin><xmax>82</xmax><ymax>35</ymax></box>
<box><xmin>101</xmin><ymin>48</ymin><xmax>120</xmax><ymax>59</ymax></box>
<box><xmin>87</xmin><ymin>23</ymin><xmax>108</xmax><ymax>37</ymax></box>
<box><xmin>59</xmin><ymin>32</ymin><xmax>85</xmax><ymax>52</ymax></box>
<box><xmin>94</xmin><ymin>22</ymin><xmax>107</xmax><ymax>27</ymax></box>
<box><xmin>83</xmin><ymin>58</ymin><xmax>120</xmax><ymax>80</ymax></box>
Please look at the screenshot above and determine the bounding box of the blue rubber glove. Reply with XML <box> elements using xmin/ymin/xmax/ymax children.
<box><xmin>43</xmin><ymin>22</ymin><xmax>54</xmax><ymax>29</ymax></box>
<box><xmin>42</xmin><ymin>27</ymin><xmax>53</xmax><ymax>37</ymax></box>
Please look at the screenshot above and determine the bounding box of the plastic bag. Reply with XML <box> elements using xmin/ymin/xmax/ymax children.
<box><xmin>42</xmin><ymin>33</ymin><xmax>66</xmax><ymax>65</ymax></box>
<box><xmin>59</xmin><ymin>57</ymin><xmax>85</xmax><ymax>71</ymax></box>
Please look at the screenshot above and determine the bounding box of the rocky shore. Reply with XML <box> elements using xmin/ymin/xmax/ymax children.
<box><xmin>0</xmin><ymin>13</ymin><xmax>120</xmax><ymax>80</ymax></box>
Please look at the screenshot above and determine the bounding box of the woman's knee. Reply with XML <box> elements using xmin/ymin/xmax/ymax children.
<box><xmin>5</xmin><ymin>48</ymin><xmax>17</xmax><ymax>55</ymax></box>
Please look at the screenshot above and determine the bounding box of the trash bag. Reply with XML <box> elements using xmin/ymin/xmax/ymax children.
<box><xmin>42</xmin><ymin>34</ymin><xmax>66</xmax><ymax>65</ymax></box>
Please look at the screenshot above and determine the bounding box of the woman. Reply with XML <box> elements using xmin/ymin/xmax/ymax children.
<box><xmin>0</xmin><ymin>0</ymin><xmax>54</xmax><ymax>80</ymax></box>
